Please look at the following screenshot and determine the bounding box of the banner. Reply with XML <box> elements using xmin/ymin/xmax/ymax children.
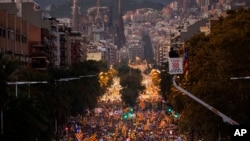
<box><xmin>94</xmin><ymin>108</ymin><xmax>103</xmax><ymax>114</ymax></box>
<box><xmin>168</xmin><ymin>57</ymin><xmax>183</xmax><ymax>74</ymax></box>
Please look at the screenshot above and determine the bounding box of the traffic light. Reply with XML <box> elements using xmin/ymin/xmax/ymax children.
<box><xmin>128</xmin><ymin>107</ymin><xmax>134</xmax><ymax>118</ymax></box>
<box><xmin>166</xmin><ymin>105</ymin><xmax>173</xmax><ymax>114</ymax></box>
<box><xmin>129</xmin><ymin>108</ymin><xmax>133</xmax><ymax>112</ymax></box>
<box><xmin>128</xmin><ymin>112</ymin><xmax>133</xmax><ymax>118</ymax></box>
<box><xmin>123</xmin><ymin>113</ymin><xmax>128</xmax><ymax>119</ymax></box>
<box><xmin>174</xmin><ymin>112</ymin><xmax>179</xmax><ymax>118</ymax></box>
<box><xmin>123</xmin><ymin>107</ymin><xmax>134</xmax><ymax>120</ymax></box>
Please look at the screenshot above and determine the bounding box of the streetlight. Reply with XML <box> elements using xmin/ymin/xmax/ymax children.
<box><xmin>230</xmin><ymin>76</ymin><xmax>250</xmax><ymax>80</ymax></box>
<box><xmin>7</xmin><ymin>81</ymin><xmax>48</xmax><ymax>97</ymax></box>
<box><xmin>172</xmin><ymin>75</ymin><xmax>239</xmax><ymax>125</ymax></box>
<box><xmin>3</xmin><ymin>74</ymin><xmax>96</xmax><ymax>136</ymax></box>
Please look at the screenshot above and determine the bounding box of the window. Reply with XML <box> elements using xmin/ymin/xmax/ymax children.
<box><xmin>22</xmin><ymin>35</ymin><xmax>27</xmax><ymax>43</ymax></box>
<box><xmin>2</xmin><ymin>28</ymin><xmax>6</xmax><ymax>38</ymax></box>
<box><xmin>8</xmin><ymin>30</ymin><xmax>15</xmax><ymax>40</ymax></box>
<box><xmin>16</xmin><ymin>33</ymin><xmax>20</xmax><ymax>42</ymax></box>
<box><xmin>8</xmin><ymin>31</ymin><xmax>10</xmax><ymax>39</ymax></box>
<box><xmin>0</xmin><ymin>28</ymin><xmax>2</xmax><ymax>37</ymax></box>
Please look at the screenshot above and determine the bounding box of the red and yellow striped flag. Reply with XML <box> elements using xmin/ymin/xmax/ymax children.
<box><xmin>159</xmin><ymin>120</ymin><xmax>165</xmax><ymax>128</ymax></box>
<box><xmin>139</xmin><ymin>101</ymin><xmax>145</xmax><ymax>110</ymax></box>
<box><xmin>75</xmin><ymin>132</ymin><xmax>83</xmax><ymax>140</ymax></box>
<box><xmin>88</xmin><ymin>132</ymin><xmax>98</xmax><ymax>141</ymax></box>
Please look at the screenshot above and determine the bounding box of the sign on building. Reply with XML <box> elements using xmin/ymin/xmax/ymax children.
<box><xmin>168</xmin><ymin>57</ymin><xmax>183</xmax><ymax>74</ymax></box>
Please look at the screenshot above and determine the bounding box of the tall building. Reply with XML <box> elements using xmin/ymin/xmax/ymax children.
<box><xmin>0</xmin><ymin>0</ymin><xmax>51</xmax><ymax>69</ymax></box>
<box><xmin>72</xmin><ymin>0</ymin><xmax>80</xmax><ymax>31</ymax></box>
<box><xmin>177</xmin><ymin>0</ymin><xmax>196</xmax><ymax>13</ymax></box>
<box><xmin>115</xmin><ymin>0</ymin><xmax>126</xmax><ymax>49</ymax></box>
<box><xmin>82</xmin><ymin>0</ymin><xmax>112</xmax><ymax>41</ymax></box>
<box><xmin>0</xmin><ymin>0</ymin><xmax>65</xmax><ymax>70</ymax></box>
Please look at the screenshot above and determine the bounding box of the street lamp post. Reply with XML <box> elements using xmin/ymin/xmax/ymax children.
<box><xmin>230</xmin><ymin>76</ymin><xmax>250</xmax><ymax>80</ymax></box>
<box><xmin>1</xmin><ymin>110</ymin><xmax>3</xmax><ymax>135</ymax></box>
<box><xmin>172</xmin><ymin>75</ymin><xmax>239</xmax><ymax>125</ymax></box>
<box><xmin>7</xmin><ymin>75</ymin><xmax>97</xmax><ymax>97</ymax></box>
<box><xmin>7</xmin><ymin>81</ymin><xmax>48</xmax><ymax>97</ymax></box>
<box><xmin>3</xmin><ymin>74</ymin><xmax>96</xmax><ymax>137</ymax></box>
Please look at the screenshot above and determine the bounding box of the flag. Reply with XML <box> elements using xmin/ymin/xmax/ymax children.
<box><xmin>75</xmin><ymin>132</ymin><xmax>83</xmax><ymax>140</ymax></box>
<box><xmin>122</xmin><ymin>125</ymin><xmax>127</xmax><ymax>137</ymax></box>
<box><xmin>183</xmin><ymin>46</ymin><xmax>188</xmax><ymax>80</ymax></box>
<box><xmin>165</xmin><ymin>115</ymin><xmax>171</xmax><ymax>124</ymax></box>
<box><xmin>88</xmin><ymin>132</ymin><xmax>98</xmax><ymax>141</ymax></box>
<box><xmin>143</xmin><ymin>121</ymin><xmax>150</xmax><ymax>130</ymax></box>
<box><xmin>139</xmin><ymin>101</ymin><xmax>145</xmax><ymax>110</ymax></box>
<box><xmin>159</xmin><ymin>120</ymin><xmax>165</xmax><ymax>128</ymax></box>
<box><xmin>150</xmin><ymin>113</ymin><xmax>156</xmax><ymax>122</ymax></box>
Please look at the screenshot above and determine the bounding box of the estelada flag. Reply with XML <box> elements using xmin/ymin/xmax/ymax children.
<box><xmin>183</xmin><ymin>46</ymin><xmax>189</xmax><ymax>80</ymax></box>
<box><xmin>88</xmin><ymin>132</ymin><xmax>98</xmax><ymax>141</ymax></box>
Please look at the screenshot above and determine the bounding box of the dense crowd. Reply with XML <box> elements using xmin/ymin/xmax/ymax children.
<box><xmin>62</xmin><ymin>99</ymin><xmax>184</xmax><ymax>141</ymax></box>
<box><xmin>59</xmin><ymin>69</ymin><xmax>184</xmax><ymax>141</ymax></box>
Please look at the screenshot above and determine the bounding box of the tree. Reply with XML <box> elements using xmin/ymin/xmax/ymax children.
<box><xmin>159</xmin><ymin>69</ymin><xmax>172</xmax><ymax>101</ymax></box>
<box><xmin>0</xmin><ymin>58</ymin><xmax>53</xmax><ymax>140</ymax></box>
<box><xmin>0</xmin><ymin>57</ymin><xmax>20</xmax><ymax>140</ymax></box>
<box><xmin>1</xmin><ymin>59</ymin><xmax>110</xmax><ymax>140</ymax></box>
<box><xmin>4</xmin><ymin>95</ymin><xmax>52</xmax><ymax>141</ymax></box>
<box><xmin>117</xmin><ymin>62</ymin><xmax>145</xmax><ymax>106</ymax></box>
<box><xmin>175</xmin><ymin>8</ymin><xmax>250</xmax><ymax>140</ymax></box>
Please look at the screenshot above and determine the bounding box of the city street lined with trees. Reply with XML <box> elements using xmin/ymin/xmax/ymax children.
<box><xmin>0</xmin><ymin>8</ymin><xmax>250</xmax><ymax>141</ymax></box>
<box><xmin>165</xmin><ymin>8</ymin><xmax>250</xmax><ymax>140</ymax></box>
<box><xmin>0</xmin><ymin>59</ymin><xmax>112</xmax><ymax>140</ymax></box>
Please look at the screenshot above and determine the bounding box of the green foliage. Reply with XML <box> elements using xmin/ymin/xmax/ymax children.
<box><xmin>159</xmin><ymin>69</ymin><xmax>172</xmax><ymax>100</ymax></box>
<box><xmin>0</xmin><ymin>58</ymin><xmax>19</xmax><ymax>108</ymax></box>
<box><xmin>3</xmin><ymin>96</ymin><xmax>52</xmax><ymax>141</ymax></box>
<box><xmin>71</xmin><ymin>60</ymin><xmax>108</xmax><ymax>75</ymax></box>
<box><xmin>0</xmin><ymin>59</ymin><xmax>107</xmax><ymax>140</ymax></box>
<box><xmin>117</xmin><ymin>63</ymin><xmax>145</xmax><ymax>106</ymax></box>
<box><xmin>172</xmin><ymin>8</ymin><xmax>250</xmax><ymax>140</ymax></box>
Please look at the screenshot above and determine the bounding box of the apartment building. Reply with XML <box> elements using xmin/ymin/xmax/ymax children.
<box><xmin>69</xmin><ymin>31</ymin><xmax>87</xmax><ymax>64</ymax></box>
<box><xmin>86</xmin><ymin>40</ymin><xmax>118</xmax><ymax>65</ymax></box>
<box><xmin>0</xmin><ymin>0</ymin><xmax>69</xmax><ymax>70</ymax></box>
<box><xmin>0</xmin><ymin>1</ymin><xmax>52</xmax><ymax>70</ymax></box>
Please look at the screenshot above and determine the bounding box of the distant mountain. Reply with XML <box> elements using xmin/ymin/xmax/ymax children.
<box><xmin>34</xmin><ymin>0</ymin><xmax>172</xmax><ymax>18</ymax></box>
<box><xmin>34</xmin><ymin>0</ymin><xmax>172</xmax><ymax>9</ymax></box>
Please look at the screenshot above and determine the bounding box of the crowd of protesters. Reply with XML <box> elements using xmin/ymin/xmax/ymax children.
<box><xmin>61</xmin><ymin>98</ymin><xmax>184</xmax><ymax>141</ymax></box>
<box><xmin>60</xmin><ymin>71</ymin><xmax>185</xmax><ymax>141</ymax></box>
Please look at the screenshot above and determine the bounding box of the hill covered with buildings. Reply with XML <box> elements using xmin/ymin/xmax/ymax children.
<box><xmin>35</xmin><ymin>0</ymin><xmax>166</xmax><ymax>18</ymax></box>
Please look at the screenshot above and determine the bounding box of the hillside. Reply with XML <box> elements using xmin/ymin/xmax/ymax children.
<box><xmin>35</xmin><ymin>0</ymin><xmax>170</xmax><ymax>18</ymax></box>
<box><xmin>35</xmin><ymin>0</ymin><xmax>172</xmax><ymax>9</ymax></box>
